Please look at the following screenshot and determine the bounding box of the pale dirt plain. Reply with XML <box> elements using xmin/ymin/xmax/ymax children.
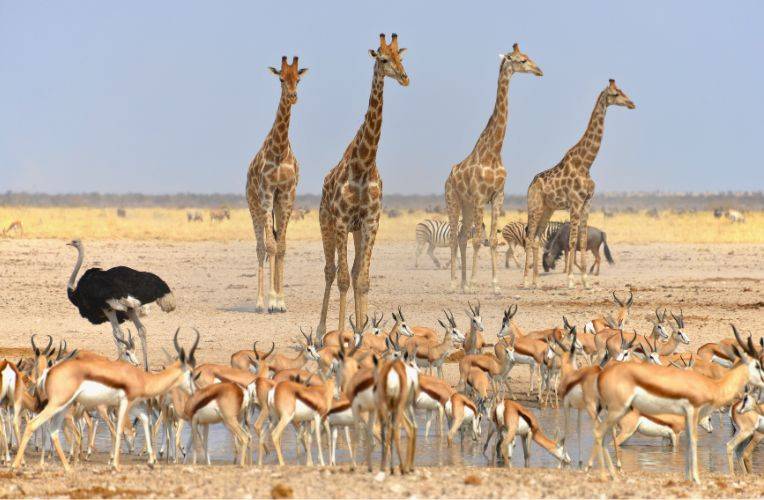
<box><xmin>1</xmin><ymin>234</ymin><xmax>764</xmax><ymax>497</ymax></box>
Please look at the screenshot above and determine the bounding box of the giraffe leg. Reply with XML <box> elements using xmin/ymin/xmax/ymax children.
<box><xmin>528</xmin><ymin>209</ymin><xmax>553</xmax><ymax>288</ymax></box>
<box><xmin>489</xmin><ymin>191</ymin><xmax>504</xmax><ymax>293</ymax></box>
<box><xmin>445</xmin><ymin>179</ymin><xmax>461</xmax><ymax>291</ymax></box>
<box><xmin>354</xmin><ymin>220</ymin><xmax>379</xmax><ymax>323</ymax></box>
<box><xmin>565</xmin><ymin>210</ymin><xmax>582</xmax><ymax>289</ymax></box>
<box><xmin>458</xmin><ymin>206</ymin><xmax>473</xmax><ymax>293</ymax></box>
<box><xmin>523</xmin><ymin>184</ymin><xmax>545</xmax><ymax>288</ymax></box>
<box><xmin>250</xmin><ymin>210</ymin><xmax>267</xmax><ymax>313</ymax></box>
<box><xmin>578</xmin><ymin>203</ymin><xmax>591</xmax><ymax>288</ymax></box>
<box><xmin>468</xmin><ymin>206</ymin><xmax>484</xmax><ymax>292</ymax></box>
<box><xmin>274</xmin><ymin>194</ymin><xmax>293</xmax><ymax>312</ymax></box>
<box><xmin>316</xmin><ymin>212</ymin><xmax>337</xmax><ymax>339</ymax></box>
<box><xmin>351</xmin><ymin>230</ymin><xmax>363</xmax><ymax>324</ymax></box>
<box><xmin>335</xmin><ymin>230</ymin><xmax>351</xmax><ymax>334</ymax></box>
<box><xmin>262</xmin><ymin>195</ymin><xmax>280</xmax><ymax>313</ymax></box>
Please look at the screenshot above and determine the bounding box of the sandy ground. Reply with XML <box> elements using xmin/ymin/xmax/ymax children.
<box><xmin>4</xmin><ymin>465</ymin><xmax>764</xmax><ymax>498</ymax></box>
<box><xmin>1</xmin><ymin>239</ymin><xmax>763</xmax><ymax>497</ymax></box>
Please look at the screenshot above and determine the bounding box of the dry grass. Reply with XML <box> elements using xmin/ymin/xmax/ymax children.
<box><xmin>0</xmin><ymin>207</ymin><xmax>762</xmax><ymax>243</ymax></box>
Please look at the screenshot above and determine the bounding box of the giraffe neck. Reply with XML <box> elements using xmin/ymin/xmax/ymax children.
<box><xmin>347</xmin><ymin>62</ymin><xmax>385</xmax><ymax>174</ymax></box>
<box><xmin>472</xmin><ymin>61</ymin><xmax>513</xmax><ymax>160</ymax></box>
<box><xmin>568</xmin><ymin>91</ymin><xmax>608</xmax><ymax>171</ymax></box>
<box><xmin>264</xmin><ymin>91</ymin><xmax>293</xmax><ymax>162</ymax></box>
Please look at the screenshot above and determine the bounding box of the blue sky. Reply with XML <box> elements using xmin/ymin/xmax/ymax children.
<box><xmin>1</xmin><ymin>1</ymin><xmax>762</xmax><ymax>195</ymax></box>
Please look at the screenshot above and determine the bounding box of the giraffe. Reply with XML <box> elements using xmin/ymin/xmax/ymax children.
<box><xmin>445</xmin><ymin>43</ymin><xmax>543</xmax><ymax>294</ymax></box>
<box><xmin>523</xmin><ymin>79</ymin><xmax>635</xmax><ymax>289</ymax></box>
<box><xmin>245</xmin><ymin>56</ymin><xmax>308</xmax><ymax>312</ymax></box>
<box><xmin>316</xmin><ymin>33</ymin><xmax>409</xmax><ymax>337</ymax></box>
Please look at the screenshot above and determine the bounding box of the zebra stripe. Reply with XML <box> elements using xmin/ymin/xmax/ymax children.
<box><xmin>415</xmin><ymin>219</ymin><xmax>452</xmax><ymax>249</ymax></box>
<box><xmin>501</xmin><ymin>221</ymin><xmax>563</xmax><ymax>249</ymax></box>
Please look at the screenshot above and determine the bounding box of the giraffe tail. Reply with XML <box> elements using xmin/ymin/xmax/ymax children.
<box><xmin>602</xmin><ymin>232</ymin><xmax>614</xmax><ymax>265</ymax></box>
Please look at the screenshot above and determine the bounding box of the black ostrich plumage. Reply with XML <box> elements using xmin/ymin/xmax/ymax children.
<box><xmin>67</xmin><ymin>266</ymin><xmax>172</xmax><ymax>325</ymax></box>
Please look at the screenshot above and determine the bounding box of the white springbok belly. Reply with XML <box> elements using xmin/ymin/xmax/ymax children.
<box><xmin>75</xmin><ymin>380</ymin><xmax>125</xmax><ymax>409</ymax></box>
<box><xmin>194</xmin><ymin>400</ymin><xmax>222</xmax><ymax>425</ymax></box>
<box><xmin>416</xmin><ymin>391</ymin><xmax>441</xmax><ymax>411</ymax></box>
<box><xmin>352</xmin><ymin>386</ymin><xmax>375</xmax><ymax>412</ymax></box>
<box><xmin>564</xmin><ymin>383</ymin><xmax>585</xmax><ymax>409</ymax></box>
<box><xmin>632</xmin><ymin>387</ymin><xmax>689</xmax><ymax>415</ymax></box>
<box><xmin>328</xmin><ymin>407</ymin><xmax>355</xmax><ymax>426</ymax></box>
<box><xmin>513</xmin><ymin>353</ymin><xmax>535</xmax><ymax>366</ymax></box>
<box><xmin>293</xmin><ymin>398</ymin><xmax>318</xmax><ymax>422</ymax></box>
<box><xmin>711</xmin><ymin>355</ymin><xmax>733</xmax><ymax>368</ymax></box>
<box><xmin>636</xmin><ymin>417</ymin><xmax>673</xmax><ymax>438</ymax></box>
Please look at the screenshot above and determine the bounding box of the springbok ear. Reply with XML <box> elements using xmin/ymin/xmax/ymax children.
<box><xmin>398</xmin><ymin>48</ymin><xmax>407</xmax><ymax>56</ymax></box>
<box><xmin>297</xmin><ymin>68</ymin><xmax>309</xmax><ymax>76</ymax></box>
<box><xmin>268</xmin><ymin>67</ymin><xmax>280</xmax><ymax>76</ymax></box>
<box><xmin>369</xmin><ymin>49</ymin><xmax>378</xmax><ymax>58</ymax></box>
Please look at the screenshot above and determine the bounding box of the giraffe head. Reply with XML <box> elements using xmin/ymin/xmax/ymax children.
<box><xmin>604</xmin><ymin>79</ymin><xmax>635</xmax><ymax>109</ymax></box>
<box><xmin>269</xmin><ymin>56</ymin><xmax>308</xmax><ymax>105</ymax></box>
<box><xmin>369</xmin><ymin>33</ymin><xmax>409</xmax><ymax>86</ymax></box>
<box><xmin>500</xmin><ymin>43</ymin><xmax>543</xmax><ymax>77</ymax></box>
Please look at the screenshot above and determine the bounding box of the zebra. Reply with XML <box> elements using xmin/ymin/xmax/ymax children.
<box><xmin>500</xmin><ymin>221</ymin><xmax>563</xmax><ymax>268</ymax></box>
<box><xmin>415</xmin><ymin>219</ymin><xmax>485</xmax><ymax>269</ymax></box>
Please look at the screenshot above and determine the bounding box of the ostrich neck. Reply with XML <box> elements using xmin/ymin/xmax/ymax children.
<box><xmin>68</xmin><ymin>246</ymin><xmax>84</xmax><ymax>290</ymax></box>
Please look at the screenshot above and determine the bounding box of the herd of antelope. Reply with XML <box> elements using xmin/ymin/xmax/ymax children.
<box><xmin>0</xmin><ymin>291</ymin><xmax>762</xmax><ymax>484</ymax></box>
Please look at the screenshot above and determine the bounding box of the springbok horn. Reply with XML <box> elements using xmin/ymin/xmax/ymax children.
<box><xmin>731</xmin><ymin>324</ymin><xmax>751</xmax><ymax>355</ymax></box>
<box><xmin>42</xmin><ymin>335</ymin><xmax>53</xmax><ymax>355</ymax></box>
<box><xmin>173</xmin><ymin>327</ymin><xmax>182</xmax><ymax>355</ymax></box>
<box><xmin>189</xmin><ymin>328</ymin><xmax>201</xmax><ymax>363</ymax></box>
<box><xmin>299</xmin><ymin>325</ymin><xmax>312</xmax><ymax>343</ymax></box>
<box><xmin>253</xmin><ymin>341</ymin><xmax>260</xmax><ymax>360</ymax></box>
<box><xmin>264</xmin><ymin>341</ymin><xmax>276</xmax><ymax>359</ymax></box>
<box><xmin>627</xmin><ymin>291</ymin><xmax>634</xmax><ymax>306</ymax></box>
<box><xmin>613</xmin><ymin>291</ymin><xmax>623</xmax><ymax>307</ymax></box>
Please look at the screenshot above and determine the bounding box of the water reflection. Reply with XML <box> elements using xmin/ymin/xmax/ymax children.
<box><xmin>90</xmin><ymin>406</ymin><xmax>761</xmax><ymax>473</ymax></box>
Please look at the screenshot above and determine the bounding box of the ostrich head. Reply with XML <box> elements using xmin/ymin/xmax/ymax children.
<box><xmin>66</xmin><ymin>239</ymin><xmax>83</xmax><ymax>249</ymax></box>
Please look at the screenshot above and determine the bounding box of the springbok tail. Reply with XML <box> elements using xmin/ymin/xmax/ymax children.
<box><xmin>157</xmin><ymin>292</ymin><xmax>176</xmax><ymax>312</ymax></box>
<box><xmin>602</xmin><ymin>233</ymin><xmax>614</xmax><ymax>265</ymax></box>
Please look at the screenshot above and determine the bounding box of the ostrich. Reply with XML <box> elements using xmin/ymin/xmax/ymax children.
<box><xmin>66</xmin><ymin>239</ymin><xmax>175</xmax><ymax>370</ymax></box>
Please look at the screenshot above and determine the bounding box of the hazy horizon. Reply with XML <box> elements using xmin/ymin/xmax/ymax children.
<box><xmin>2</xmin><ymin>1</ymin><xmax>763</xmax><ymax>196</ymax></box>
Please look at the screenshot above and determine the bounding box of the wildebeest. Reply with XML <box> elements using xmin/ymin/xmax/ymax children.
<box><xmin>116</xmin><ymin>208</ymin><xmax>127</xmax><ymax>218</ymax></box>
<box><xmin>542</xmin><ymin>222</ymin><xmax>614</xmax><ymax>275</ymax></box>
<box><xmin>210</xmin><ymin>208</ymin><xmax>231</xmax><ymax>222</ymax></box>
<box><xmin>187</xmin><ymin>211</ymin><xmax>203</xmax><ymax>222</ymax></box>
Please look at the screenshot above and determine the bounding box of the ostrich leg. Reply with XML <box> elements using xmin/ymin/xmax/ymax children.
<box><xmin>127</xmin><ymin>309</ymin><xmax>149</xmax><ymax>371</ymax></box>
<box><xmin>104</xmin><ymin>310</ymin><xmax>127</xmax><ymax>359</ymax></box>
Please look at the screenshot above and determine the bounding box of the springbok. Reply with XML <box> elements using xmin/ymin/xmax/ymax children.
<box><xmin>11</xmin><ymin>328</ymin><xmax>199</xmax><ymax>471</ymax></box>
<box><xmin>373</xmin><ymin>351</ymin><xmax>419</xmax><ymax>475</ymax></box>
<box><xmin>727</xmin><ymin>391</ymin><xmax>764</xmax><ymax>474</ymax></box>
<box><xmin>583</xmin><ymin>290</ymin><xmax>633</xmax><ymax>334</ymax></box>
<box><xmin>484</xmin><ymin>398</ymin><xmax>570</xmax><ymax>468</ymax></box>
<box><xmin>406</xmin><ymin>312</ymin><xmax>465</xmax><ymax>377</ymax></box>
<box><xmin>267</xmin><ymin>369</ymin><xmax>335</xmax><ymax>466</ymax></box>
<box><xmin>230</xmin><ymin>341</ymin><xmax>275</xmax><ymax>372</ymax></box>
<box><xmin>590</xmin><ymin>324</ymin><xmax>764</xmax><ymax>484</ymax></box>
